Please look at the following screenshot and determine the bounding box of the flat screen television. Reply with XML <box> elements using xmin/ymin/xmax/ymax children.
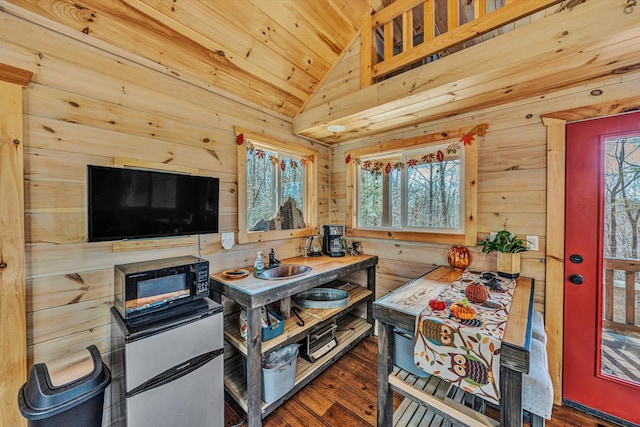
<box><xmin>87</xmin><ymin>165</ymin><xmax>219</xmax><ymax>242</ymax></box>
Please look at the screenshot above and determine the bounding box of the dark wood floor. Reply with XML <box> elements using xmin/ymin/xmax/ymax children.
<box><xmin>224</xmin><ymin>337</ymin><xmax>623</xmax><ymax>427</ymax></box>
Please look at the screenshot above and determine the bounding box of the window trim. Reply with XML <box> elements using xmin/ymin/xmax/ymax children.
<box><xmin>235</xmin><ymin>127</ymin><xmax>318</xmax><ymax>244</ymax></box>
<box><xmin>346</xmin><ymin>125</ymin><xmax>481</xmax><ymax>245</ymax></box>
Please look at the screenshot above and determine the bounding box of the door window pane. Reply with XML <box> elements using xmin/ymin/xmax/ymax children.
<box><xmin>601</xmin><ymin>134</ymin><xmax>640</xmax><ymax>387</ymax></box>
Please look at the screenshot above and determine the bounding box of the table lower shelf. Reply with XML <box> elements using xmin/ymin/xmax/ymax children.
<box><xmin>390</xmin><ymin>367</ymin><xmax>498</xmax><ymax>427</ymax></box>
<box><xmin>224</xmin><ymin>314</ymin><xmax>372</xmax><ymax>415</ymax></box>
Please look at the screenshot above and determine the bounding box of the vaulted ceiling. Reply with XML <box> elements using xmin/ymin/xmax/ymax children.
<box><xmin>4</xmin><ymin>1</ymin><xmax>640</xmax><ymax>145</ymax></box>
<box><xmin>5</xmin><ymin>0</ymin><xmax>383</xmax><ymax>118</ymax></box>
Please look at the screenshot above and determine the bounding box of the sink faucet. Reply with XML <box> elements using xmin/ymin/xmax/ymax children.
<box><xmin>267</xmin><ymin>248</ymin><xmax>281</xmax><ymax>269</ymax></box>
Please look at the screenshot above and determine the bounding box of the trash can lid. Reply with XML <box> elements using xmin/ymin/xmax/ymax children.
<box><xmin>18</xmin><ymin>345</ymin><xmax>111</xmax><ymax>419</ymax></box>
<box><xmin>46</xmin><ymin>346</ymin><xmax>96</xmax><ymax>388</ymax></box>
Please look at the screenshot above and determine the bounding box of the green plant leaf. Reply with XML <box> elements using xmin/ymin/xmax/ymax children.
<box><xmin>475</xmin><ymin>230</ymin><xmax>527</xmax><ymax>253</ymax></box>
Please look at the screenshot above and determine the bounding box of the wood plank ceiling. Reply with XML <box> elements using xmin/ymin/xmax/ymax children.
<box><xmin>4</xmin><ymin>0</ymin><xmax>383</xmax><ymax>118</ymax></box>
<box><xmin>4</xmin><ymin>1</ymin><xmax>640</xmax><ymax>145</ymax></box>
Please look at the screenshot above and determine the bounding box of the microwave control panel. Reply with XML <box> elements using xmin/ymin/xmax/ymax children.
<box><xmin>195</xmin><ymin>264</ymin><xmax>210</xmax><ymax>296</ymax></box>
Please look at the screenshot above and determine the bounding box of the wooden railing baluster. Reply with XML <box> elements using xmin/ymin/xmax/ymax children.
<box><xmin>605</xmin><ymin>268</ymin><xmax>614</xmax><ymax>322</ymax></box>
<box><xmin>363</xmin><ymin>0</ymin><xmax>565</xmax><ymax>86</ymax></box>
<box><xmin>626</xmin><ymin>270</ymin><xmax>636</xmax><ymax>325</ymax></box>
<box><xmin>447</xmin><ymin>0</ymin><xmax>459</xmax><ymax>31</ymax></box>
<box><xmin>360</xmin><ymin>17</ymin><xmax>373</xmax><ymax>87</ymax></box>
<box><xmin>403</xmin><ymin>9</ymin><xmax>413</xmax><ymax>52</ymax></box>
<box><xmin>475</xmin><ymin>0</ymin><xmax>487</xmax><ymax>19</ymax></box>
<box><xmin>602</xmin><ymin>258</ymin><xmax>639</xmax><ymax>336</ymax></box>
<box><xmin>384</xmin><ymin>21</ymin><xmax>394</xmax><ymax>60</ymax></box>
<box><xmin>424</xmin><ymin>0</ymin><xmax>434</xmax><ymax>43</ymax></box>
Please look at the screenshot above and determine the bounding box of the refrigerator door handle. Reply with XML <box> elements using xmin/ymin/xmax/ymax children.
<box><xmin>127</xmin><ymin>348</ymin><xmax>223</xmax><ymax>398</ymax></box>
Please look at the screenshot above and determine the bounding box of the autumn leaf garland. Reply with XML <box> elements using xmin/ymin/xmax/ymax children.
<box><xmin>345</xmin><ymin>124</ymin><xmax>486</xmax><ymax>173</ymax></box>
<box><xmin>348</xmin><ymin>141</ymin><xmax>462</xmax><ymax>173</ymax></box>
<box><xmin>237</xmin><ymin>133</ymin><xmax>313</xmax><ymax>171</ymax></box>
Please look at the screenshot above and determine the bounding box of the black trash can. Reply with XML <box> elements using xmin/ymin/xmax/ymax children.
<box><xmin>18</xmin><ymin>345</ymin><xmax>111</xmax><ymax>427</ymax></box>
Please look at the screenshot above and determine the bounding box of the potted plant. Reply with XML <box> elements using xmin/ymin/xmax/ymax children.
<box><xmin>476</xmin><ymin>230</ymin><xmax>527</xmax><ymax>278</ymax></box>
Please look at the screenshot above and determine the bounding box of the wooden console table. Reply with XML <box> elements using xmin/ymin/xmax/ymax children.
<box><xmin>210</xmin><ymin>254</ymin><xmax>378</xmax><ymax>427</ymax></box>
<box><xmin>373</xmin><ymin>266</ymin><xmax>534</xmax><ymax>427</ymax></box>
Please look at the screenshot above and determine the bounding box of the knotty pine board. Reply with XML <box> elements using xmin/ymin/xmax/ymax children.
<box><xmin>0</xmin><ymin>14</ymin><xmax>297</xmax><ymax>135</ymax></box>
<box><xmin>0</xmin><ymin>79</ymin><xmax>27</xmax><ymax>427</ymax></box>
<box><xmin>23</xmin><ymin>84</ymin><xmax>242</xmax><ymax>154</ymax></box>
<box><xmin>28</xmin><ymin>323</ymin><xmax>111</xmax><ymax>376</ymax></box>
<box><xmin>29</xmin><ymin>296</ymin><xmax>113</xmax><ymax>345</ymax></box>
<box><xmin>139</xmin><ymin>0</ymin><xmax>330</xmax><ymax>82</ymax></box>
<box><xmin>5</xmin><ymin>0</ymin><xmax>305</xmax><ymax>117</ymax></box>
<box><xmin>304</xmin><ymin>37</ymin><xmax>361</xmax><ymax>111</ymax></box>
<box><xmin>0</xmin><ymin>8</ymin><xmax>331</xmax><ymax>390</ymax></box>
<box><xmin>25</xmin><ymin>118</ymin><xmax>237</xmax><ymax>171</ymax></box>
<box><xmin>26</xmin><ymin>268</ymin><xmax>113</xmax><ymax>312</ymax></box>
<box><xmin>478</xmin><ymin>190</ymin><xmax>546</xmax><ymax>214</ymax></box>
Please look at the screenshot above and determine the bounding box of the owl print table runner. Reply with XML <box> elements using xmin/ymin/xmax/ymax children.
<box><xmin>413</xmin><ymin>269</ymin><xmax>516</xmax><ymax>404</ymax></box>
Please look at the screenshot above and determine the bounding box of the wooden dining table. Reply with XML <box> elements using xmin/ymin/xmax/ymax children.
<box><xmin>373</xmin><ymin>266</ymin><xmax>535</xmax><ymax>427</ymax></box>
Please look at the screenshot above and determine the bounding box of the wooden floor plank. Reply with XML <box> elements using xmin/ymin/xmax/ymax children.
<box><xmin>289</xmin><ymin>384</ymin><xmax>334</xmax><ymax>417</ymax></box>
<box><xmin>269</xmin><ymin>397</ymin><xmax>331</xmax><ymax>427</ymax></box>
<box><xmin>322</xmin><ymin>402</ymin><xmax>373</xmax><ymax>427</ymax></box>
<box><xmin>311</xmin><ymin>374</ymin><xmax>377</xmax><ymax>425</ymax></box>
<box><xmin>224</xmin><ymin>336</ymin><xmax>626</xmax><ymax>427</ymax></box>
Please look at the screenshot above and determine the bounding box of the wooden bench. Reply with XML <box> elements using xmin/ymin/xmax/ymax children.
<box><xmin>390</xmin><ymin>335</ymin><xmax>553</xmax><ymax>427</ymax></box>
<box><xmin>390</xmin><ymin>366</ymin><xmax>499</xmax><ymax>427</ymax></box>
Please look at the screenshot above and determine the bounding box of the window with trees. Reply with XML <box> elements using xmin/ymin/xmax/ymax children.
<box><xmin>604</xmin><ymin>134</ymin><xmax>640</xmax><ymax>260</ymax></box>
<box><xmin>358</xmin><ymin>143</ymin><xmax>463</xmax><ymax>232</ymax></box>
<box><xmin>235</xmin><ymin>127</ymin><xmax>317</xmax><ymax>244</ymax></box>
<box><xmin>346</xmin><ymin>125</ymin><xmax>483</xmax><ymax>245</ymax></box>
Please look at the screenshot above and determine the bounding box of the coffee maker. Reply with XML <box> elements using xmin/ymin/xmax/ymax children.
<box><xmin>322</xmin><ymin>225</ymin><xmax>348</xmax><ymax>257</ymax></box>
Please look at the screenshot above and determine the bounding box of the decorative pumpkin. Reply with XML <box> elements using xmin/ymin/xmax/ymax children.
<box><xmin>429</xmin><ymin>299</ymin><xmax>447</xmax><ymax>311</ymax></box>
<box><xmin>465</xmin><ymin>282</ymin><xmax>489</xmax><ymax>304</ymax></box>
<box><xmin>450</xmin><ymin>298</ymin><xmax>476</xmax><ymax>320</ymax></box>
<box><xmin>447</xmin><ymin>245</ymin><xmax>470</xmax><ymax>270</ymax></box>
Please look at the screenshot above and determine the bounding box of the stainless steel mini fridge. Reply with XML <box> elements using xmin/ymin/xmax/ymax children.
<box><xmin>111</xmin><ymin>298</ymin><xmax>223</xmax><ymax>427</ymax></box>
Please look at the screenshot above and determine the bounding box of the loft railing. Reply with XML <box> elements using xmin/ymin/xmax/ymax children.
<box><xmin>604</xmin><ymin>257</ymin><xmax>640</xmax><ymax>336</ymax></box>
<box><xmin>361</xmin><ymin>0</ymin><xmax>565</xmax><ymax>86</ymax></box>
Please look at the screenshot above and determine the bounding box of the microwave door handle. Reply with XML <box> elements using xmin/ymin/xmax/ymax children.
<box><xmin>126</xmin><ymin>348</ymin><xmax>223</xmax><ymax>398</ymax></box>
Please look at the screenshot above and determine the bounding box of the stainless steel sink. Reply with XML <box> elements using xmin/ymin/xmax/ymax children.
<box><xmin>254</xmin><ymin>264</ymin><xmax>312</xmax><ymax>280</ymax></box>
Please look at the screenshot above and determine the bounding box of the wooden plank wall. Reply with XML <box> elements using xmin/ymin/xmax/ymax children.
<box><xmin>320</xmin><ymin>32</ymin><xmax>640</xmax><ymax>405</ymax></box>
<box><xmin>0</xmin><ymin>10</ymin><xmax>329</xmax><ymax>426</ymax></box>
<box><xmin>0</xmin><ymin>80</ymin><xmax>27</xmax><ymax>427</ymax></box>
<box><xmin>324</xmin><ymin>32</ymin><xmax>640</xmax><ymax>308</ymax></box>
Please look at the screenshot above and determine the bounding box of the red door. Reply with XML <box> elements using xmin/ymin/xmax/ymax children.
<box><xmin>565</xmin><ymin>111</ymin><xmax>640</xmax><ymax>424</ymax></box>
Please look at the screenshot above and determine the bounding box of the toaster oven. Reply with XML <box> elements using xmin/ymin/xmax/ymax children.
<box><xmin>301</xmin><ymin>320</ymin><xmax>338</xmax><ymax>362</ymax></box>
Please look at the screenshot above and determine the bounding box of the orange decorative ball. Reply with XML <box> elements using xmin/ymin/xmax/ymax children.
<box><xmin>447</xmin><ymin>245</ymin><xmax>470</xmax><ymax>270</ymax></box>
<box><xmin>465</xmin><ymin>282</ymin><xmax>489</xmax><ymax>304</ymax></box>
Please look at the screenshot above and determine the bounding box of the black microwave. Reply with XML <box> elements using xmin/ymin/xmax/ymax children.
<box><xmin>114</xmin><ymin>256</ymin><xmax>209</xmax><ymax>320</ymax></box>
